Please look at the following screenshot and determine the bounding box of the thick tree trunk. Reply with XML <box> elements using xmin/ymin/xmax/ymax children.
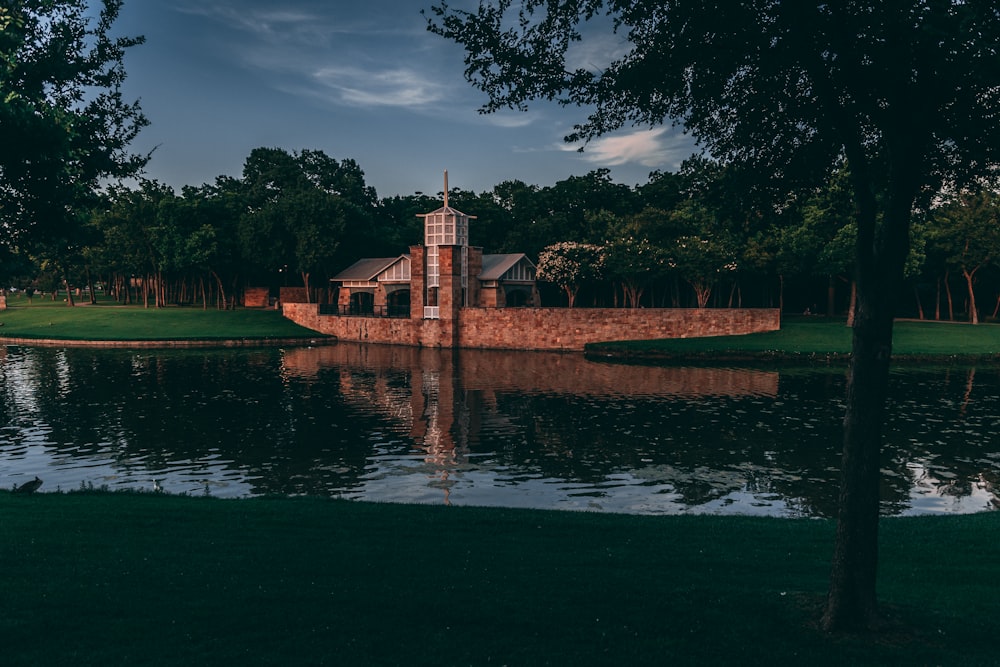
<box><xmin>822</xmin><ymin>287</ymin><xmax>893</xmax><ymax>631</ymax></box>
<box><xmin>823</xmin><ymin>142</ymin><xmax>912</xmax><ymax>633</ymax></box>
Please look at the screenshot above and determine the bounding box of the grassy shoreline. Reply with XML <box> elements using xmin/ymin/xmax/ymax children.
<box><xmin>0</xmin><ymin>294</ymin><xmax>326</xmax><ymax>342</ymax></box>
<box><xmin>1</xmin><ymin>491</ymin><xmax>997</xmax><ymax>666</ymax></box>
<box><xmin>586</xmin><ymin>316</ymin><xmax>1000</xmax><ymax>363</ymax></box>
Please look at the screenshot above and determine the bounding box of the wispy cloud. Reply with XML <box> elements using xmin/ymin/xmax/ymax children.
<box><xmin>173</xmin><ymin>1</ymin><xmax>468</xmax><ymax>114</ymax></box>
<box><xmin>563</xmin><ymin>128</ymin><xmax>693</xmax><ymax>169</ymax></box>
<box><xmin>482</xmin><ymin>112</ymin><xmax>538</xmax><ymax>129</ymax></box>
<box><xmin>310</xmin><ymin>66</ymin><xmax>448</xmax><ymax>107</ymax></box>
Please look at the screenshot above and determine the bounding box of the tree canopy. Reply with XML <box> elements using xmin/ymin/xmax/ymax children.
<box><xmin>427</xmin><ymin>0</ymin><xmax>1000</xmax><ymax>632</ymax></box>
<box><xmin>0</xmin><ymin>0</ymin><xmax>148</xmax><ymax>250</ymax></box>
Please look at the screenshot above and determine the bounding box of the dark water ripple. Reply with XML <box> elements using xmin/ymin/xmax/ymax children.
<box><xmin>1</xmin><ymin>343</ymin><xmax>997</xmax><ymax>516</ymax></box>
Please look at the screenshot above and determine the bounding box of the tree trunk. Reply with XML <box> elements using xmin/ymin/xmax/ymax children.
<box><xmin>846</xmin><ymin>281</ymin><xmax>857</xmax><ymax>327</ymax></box>
<box><xmin>944</xmin><ymin>271</ymin><xmax>954</xmax><ymax>320</ymax></box>
<box><xmin>301</xmin><ymin>271</ymin><xmax>312</xmax><ymax>304</ymax></box>
<box><xmin>823</xmin><ymin>288</ymin><xmax>893</xmax><ymax>632</ymax></box>
<box><xmin>822</xmin><ymin>140</ymin><xmax>913</xmax><ymax>633</ymax></box>
<box><xmin>86</xmin><ymin>267</ymin><xmax>97</xmax><ymax>305</ymax></box>
<box><xmin>63</xmin><ymin>275</ymin><xmax>75</xmax><ymax>307</ymax></box>
<box><xmin>211</xmin><ymin>271</ymin><xmax>228</xmax><ymax>311</ymax></box>
<box><xmin>934</xmin><ymin>277</ymin><xmax>941</xmax><ymax>320</ymax></box>
<box><xmin>913</xmin><ymin>285</ymin><xmax>924</xmax><ymax>320</ymax></box>
<box><xmin>690</xmin><ymin>280</ymin><xmax>712</xmax><ymax>308</ymax></box>
<box><xmin>564</xmin><ymin>285</ymin><xmax>577</xmax><ymax>308</ymax></box>
<box><xmin>963</xmin><ymin>268</ymin><xmax>979</xmax><ymax>324</ymax></box>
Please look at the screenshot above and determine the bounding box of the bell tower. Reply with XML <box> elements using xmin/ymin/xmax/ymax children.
<box><xmin>415</xmin><ymin>171</ymin><xmax>475</xmax><ymax>321</ymax></box>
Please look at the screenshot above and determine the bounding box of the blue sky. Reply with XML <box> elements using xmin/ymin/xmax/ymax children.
<box><xmin>112</xmin><ymin>0</ymin><xmax>697</xmax><ymax>198</ymax></box>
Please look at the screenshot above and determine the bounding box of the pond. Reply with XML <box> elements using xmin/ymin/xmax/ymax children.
<box><xmin>1</xmin><ymin>343</ymin><xmax>998</xmax><ymax>517</ymax></box>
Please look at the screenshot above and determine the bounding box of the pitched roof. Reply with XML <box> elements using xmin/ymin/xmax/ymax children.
<box><xmin>479</xmin><ymin>253</ymin><xmax>534</xmax><ymax>281</ymax></box>
<box><xmin>331</xmin><ymin>257</ymin><xmax>404</xmax><ymax>282</ymax></box>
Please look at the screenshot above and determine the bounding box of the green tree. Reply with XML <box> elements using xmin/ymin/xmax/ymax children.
<box><xmin>536</xmin><ymin>241</ymin><xmax>605</xmax><ymax>307</ymax></box>
<box><xmin>427</xmin><ymin>0</ymin><xmax>1000</xmax><ymax>631</ymax></box>
<box><xmin>928</xmin><ymin>190</ymin><xmax>1000</xmax><ymax>324</ymax></box>
<box><xmin>238</xmin><ymin>147</ymin><xmax>370</xmax><ymax>298</ymax></box>
<box><xmin>0</xmin><ymin>0</ymin><xmax>147</xmax><ymax>297</ymax></box>
<box><xmin>603</xmin><ymin>234</ymin><xmax>667</xmax><ymax>308</ymax></box>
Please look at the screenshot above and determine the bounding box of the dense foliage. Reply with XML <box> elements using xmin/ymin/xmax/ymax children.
<box><xmin>0</xmin><ymin>0</ymin><xmax>148</xmax><ymax>300</ymax></box>
<box><xmin>7</xmin><ymin>148</ymin><xmax>1000</xmax><ymax>318</ymax></box>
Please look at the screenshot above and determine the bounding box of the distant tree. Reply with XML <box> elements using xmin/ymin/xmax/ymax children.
<box><xmin>603</xmin><ymin>234</ymin><xmax>667</xmax><ymax>308</ymax></box>
<box><xmin>0</xmin><ymin>0</ymin><xmax>148</xmax><ymax>300</ymax></box>
<box><xmin>670</xmin><ymin>235</ymin><xmax>738</xmax><ymax>308</ymax></box>
<box><xmin>238</xmin><ymin>147</ymin><xmax>371</xmax><ymax>298</ymax></box>
<box><xmin>428</xmin><ymin>0</ymin><xmax>1000</xmax><ymax>632</ymax></box>
<box><xmin>927</xmin><ymin>190</ymin><xmax>1000</xmax><ymax>324</ymax></box>
<box><xmin>536</xmin><ymin>241</ymin><xmax>605</xmax><ymax>307</ymax></box>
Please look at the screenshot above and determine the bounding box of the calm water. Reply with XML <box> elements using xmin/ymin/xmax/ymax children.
<box><xmin>1</xmin><ymin>343</ymin><xmax>998</xmax><ymax>517</ymax></box>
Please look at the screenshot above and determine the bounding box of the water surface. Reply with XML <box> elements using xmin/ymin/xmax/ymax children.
<box><xmin>1</xmin><ymin>343</ymin><xmax>997</xmax><ymax>517</ymax></box>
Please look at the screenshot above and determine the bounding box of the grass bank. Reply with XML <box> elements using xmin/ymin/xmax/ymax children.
<box><xmin>586</xmin><ymin>316</ymin><xmax>1000</xmax><ymax>363</ymax></box>
<box><xmin>1</xmin><ymin>491</ymin><xmax>996</xmax><ymax>666</ymax></box>
<box><xmin>0</xmin><ymin>293</ymin><xmax>323</xmax><ymax>342</ymax></box>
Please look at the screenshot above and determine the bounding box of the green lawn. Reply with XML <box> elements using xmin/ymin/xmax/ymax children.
<box><xmin>587</xmin><ymin>315</ymin><xmax>1000</xmax><ymax>361</ymax></box>
<box><xmin>0</xmin><ymin>293</ymin><xmax>322</xmax><ymax>341</ymax></box>
<box><xmin>1</xmin><ymin>491</ymin><xmax>996</xmax><ymax>666</ymax></box>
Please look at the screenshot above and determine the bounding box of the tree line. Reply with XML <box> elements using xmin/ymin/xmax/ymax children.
<box><xmin>5</xmin><ymin>147</ymin><xmax>999</xmax><ymax>320</ymax></box>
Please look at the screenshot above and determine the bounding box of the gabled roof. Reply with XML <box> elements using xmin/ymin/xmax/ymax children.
<box><xmin>479</xmin><ymin>253</ymin><xmax>535</xmax><ymax>281</ymax></box>
<box><xmin>331</xmin><ymin>256</ymin><xmax>406</xmax><ymax>282</ymax></box>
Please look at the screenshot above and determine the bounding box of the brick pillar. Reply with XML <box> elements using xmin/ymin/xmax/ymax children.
<box><xmin>409</xmin><ymin>245</ymin><xmax>425</xmax><ymax>319</ymax></box>
<box><xmin>467</xmin><ymin>247</ymin><xmax>483</xmax><ymax>307</ymax></box>
<box><xmin>438</xmin><ymin>246</ymin><xmax>463</xmax><ymax>321</ymax></box>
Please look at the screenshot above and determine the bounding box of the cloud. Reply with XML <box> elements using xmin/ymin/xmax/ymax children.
<box><xmin>309</xmin><ymin>66</ymin><xmax>448</xmax><ymax>107</ymax></box>
<box><xmin>564</xmin><ymin>128</ymin><xmax>694</xmax><ymax>169</ymax></box>
<box><xmin>483</xmin><ymin>112</ymin><xmax>538</xmax><ymax>129</ymax></box>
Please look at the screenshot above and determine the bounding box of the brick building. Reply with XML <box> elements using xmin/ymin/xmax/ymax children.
<box><xmin>331</xmin><ymin>178</ymin><xmax>538</xmax><ymax>319</ymax></box>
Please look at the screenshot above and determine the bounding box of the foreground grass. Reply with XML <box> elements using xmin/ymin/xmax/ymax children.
<box><xmin>0</xmin><ymin>492</ymin><xmax>996</xmax><ymax>666</ymax></box>
<box><xmin>0</xmin><ymin>294</ymin><xmax>320</xmax><ymax>341</ymax></box>
<box><xmin>587</xmin><ymin>316</ymin><xmax>1000</xmax><ymax>361</ymax></box>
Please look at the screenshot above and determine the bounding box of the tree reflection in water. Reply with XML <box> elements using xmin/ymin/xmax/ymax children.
<box><xmin>0</xmin><ymin>344</ymin><xmax>997</xmax><ymax>517</ymax></box>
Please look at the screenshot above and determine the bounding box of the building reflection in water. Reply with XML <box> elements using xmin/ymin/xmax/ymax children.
<box><xmin>281</xmin><ymin>343</ymin><xmax>780</xmax><ymax>508</ymax></box>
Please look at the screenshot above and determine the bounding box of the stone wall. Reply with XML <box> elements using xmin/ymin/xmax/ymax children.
<box><xmin>282</xmin><ymin>302</ymin><xmax>422</xmax><ymax>345</ymax></box>
<box><xmin>282</xmin><ymin>302</ymin><xmax>780</xmax><ymax>351</ymax></box>
<box><xmin>457</xmin><ymin>307</ymin><xmax>779</xmax><ymax>350</ymax></box>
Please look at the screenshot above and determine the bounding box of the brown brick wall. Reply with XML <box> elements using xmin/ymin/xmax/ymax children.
<box><xmin>283</xmin><ymin>302</ymin><xmax>780</xmax><ymax>351</ymax></box>
<box><xmin>243</xmin><ymin>287</ymin><xmax>269</xmax><ymax>308</ymax></box>
<box><xmin>456</xmin><ymin>307</ymin><xmax>779</xmax><ymax>350</ymax></box>
<box><xmin>279</xmin><ymin>287</ymin><xmax>309</xmax><ymax>305</ymax></box>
